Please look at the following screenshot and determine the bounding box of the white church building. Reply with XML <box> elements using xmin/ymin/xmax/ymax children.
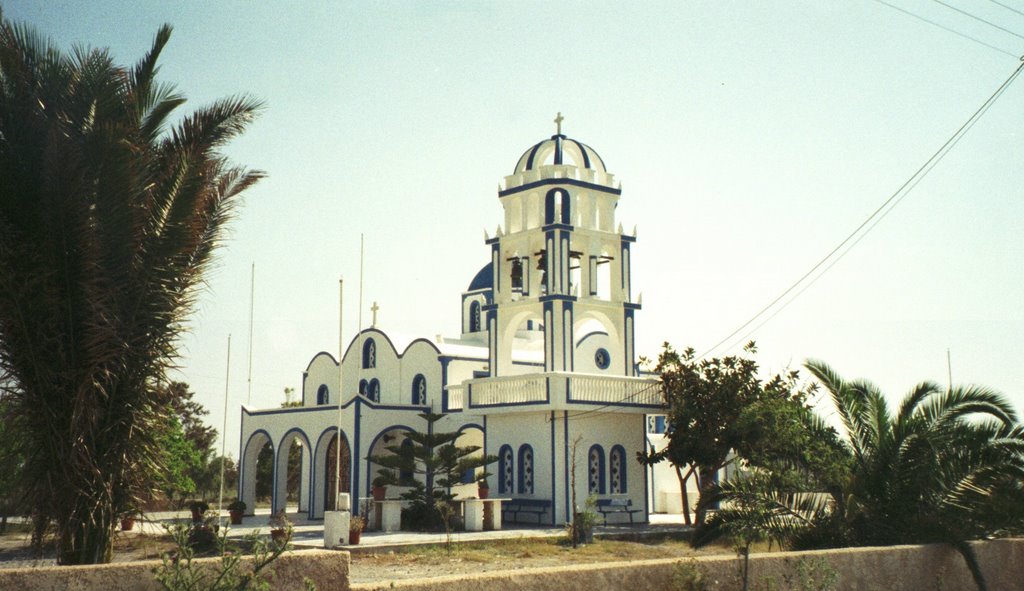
<box><xmin>238</xmin><ymin>121</ymin><xmax>675</xmax><ymax>526</ymax></box>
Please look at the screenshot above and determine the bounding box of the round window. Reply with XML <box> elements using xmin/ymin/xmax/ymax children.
<box><xmin>594</xmin><ymin>348</ymin><xmax>610</xmax><ymax>370</ymax></box>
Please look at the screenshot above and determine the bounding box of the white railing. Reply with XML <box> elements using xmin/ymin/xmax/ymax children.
<box><xmin>471</xmin><ymin>375</ymin><xmax>547</xmax><ymax>406</ymax></box>
<box><xmin>446</xmin><ymin>386</ymin><xmax>465</xmax><ymax>411</ymax></box>
<box><xmin>568</xmin><ymin>375</ymin><xmax>662</xmax><ymax>406</ymax></box>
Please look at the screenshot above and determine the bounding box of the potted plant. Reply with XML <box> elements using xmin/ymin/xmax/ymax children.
<box><xmin>269</xmin><ymin>510</ymin><xmax>290</xmax><ymax>544</ymax></box>
<box><xmin>189</xmin><ymin>500</ymin><xmax>209</xmax><ymax>523</ymax></box>
<box><xmin>120</xmin><ymin>512</ymin><xmax>137</xmax><ymax>531</ymax></box>
<box><xmin>371</xmin><ymin>469</ymin><xmax>396</xmax><ymax>501</ymax></box>
<box><xmin>228</xmin><ymin>500</ymin><xmax>246</xmax><ymax>525</ymax></box>
<box><xmin>348</xmin><ymin>515</ymin><xmax>366</xmax><ymax>545</ymax></box>
<box><xmin>477</xmin><ymin>471</ymin><xmax>492</xmax><ymax>499</ymax></box>
<box><xmin>572</xmin><ymin>496</ymin><xmax>599</xmax><ymax>545</ymax></box>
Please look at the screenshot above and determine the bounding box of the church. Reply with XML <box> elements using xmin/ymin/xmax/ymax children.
<box><xmin>237</xmin><ymin>118</ymin><xmax>671</xmax><ymax>526</ymax></box>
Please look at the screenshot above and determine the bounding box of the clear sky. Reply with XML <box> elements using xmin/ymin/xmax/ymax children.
<box><xmin>5</xmin><ymin>1</ymin><xmax>1023</xmax><ymax>455</ymax></box>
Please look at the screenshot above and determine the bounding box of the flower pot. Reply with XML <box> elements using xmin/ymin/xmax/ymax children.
<box><xmin>120</xmin><ymin>517</ymin><xmax>135</xmax><ymax>531</ymax></box>
<box><xmin>371</xmin><ymin>486</ymin><xmax>386</xmax><ymax>501</ymax></box>
<box><xmin>229</xmin><ymin>510</ymin><xmax>243</xmax><ymax>525</ymax></box>
<box><xmin>478</xmin><ymin>486</ymin><xmax>490</xmax><ymax>499</ymax></box>
<box><xmin>348</xmin><ymin>529</ymin><xmax>362</xmax><ymax>545</ymax></box>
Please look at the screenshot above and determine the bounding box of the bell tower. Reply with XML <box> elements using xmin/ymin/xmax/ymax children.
<box><xmin>484</xmin><ymin>115</ymin><xmax>640</xmax><ymax>377</ymax></box>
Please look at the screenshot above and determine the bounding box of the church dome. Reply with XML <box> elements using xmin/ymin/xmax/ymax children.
<box><xmin>467</xmin><ymin>263</ymin><xmax>493</xmax><ymax>292</ymax></box>
<box><xmin>513</xmin><ymin>134</ymin><xmax>607</xmax><ymax>175</ymax></box>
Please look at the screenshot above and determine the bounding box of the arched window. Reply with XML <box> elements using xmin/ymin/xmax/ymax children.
<box><xmin>469</xmin><ymin>301</ymin><xmax>481</xmax><ymax>332</ymax></box>
<box><xmin>544</xmin><ymin>188</ymin><xmax>570</xmax><ymax>225</ymax></box>
<box><xmin>362</xmin><ymin>338</ymin><xmax>376</xmax><ymax>369</ymax></box>
<box><xmin>316</xmin><ymin>384</ymin><xmax>329</xmax><ymax>405</ymax></box>
<box><xmin>411</xmin><ymin>374</ymin><xmax>427</xmax><ymax>405</ymax></box>
<box><xmin>588</xmin><ymin>444</ymin><xmax>605</xmax><ymax>494</ymax></box>
<box><xmin>518</xmin><ymin>444</ymin><xmax>534</xmax><ymax>495</ymax></box>
<box><xmin>367</xmin><ymin>378</ymin><xmax>380</xmax><ymax>402</ymax></box>
<box><xmin>399</xmin><ymin>438</ymin><xmax>414</xmax><ymax>482</ymax></box>
<box><xmin>499</xmin><ymin>445</ymin><xmax>514</xmax><ymax>494</ymax></box>
<box><xmin>358</xmin><ymin>379</ymin><xmax>368</xmax><ymax>396</ymax></box>
<box><xmin>610</xmin><ymin>445</ymin><xmax>627</xmax><ymax>494</ymax></box>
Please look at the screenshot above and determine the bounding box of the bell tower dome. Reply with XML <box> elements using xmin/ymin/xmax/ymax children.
<box><xmin>483</xmin><ymin>115</ymin><xmax>639</xmax><ymax>377</ymax></box>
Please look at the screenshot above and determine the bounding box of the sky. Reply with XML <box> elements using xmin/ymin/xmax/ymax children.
<box><xmin>5</xmin><ymin>1</ymin><xmax>1023</xmax><ymax>455</ymax></box>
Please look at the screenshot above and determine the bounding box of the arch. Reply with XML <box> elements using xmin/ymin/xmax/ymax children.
<box><xmin>274</xmin><ymin>428</ymin><xmax>312</xmax><ymax>516</ymax></box>
<box><xmin>411</xmin><ymin>374</ymin><xmax>427</xmax><ymax>405</ymax></box>
<box><xmin>316</xmin><ymin>384</ymin><xmax>329</xmax><ymax>405</ymax></box>
<box><xmin>518</xmin><ymin>444</ymin><xmax>534</xmax><ymax>495</ymax></box>
<box><xmin>358</xmin><ymin>379</ymin><xmax>368</xmax><ymax>396</ymax></box>
<box><xmin>610</xmin><ymin>445</ymin><xmax>627</xmax><ymax>494</ymax></box>
<box><xmin>362</xmin><ymin>338</ymin><xmax>376</xmax><ymax>369</ymax></box>
<box><xmin>367</xmin><ymin>378</ymin><xmax>381</xmax><ymax>402</ymax></box>
<box><xmin>588</xmin><ymin>444</ymin><xmax>606</xmax><ymax>495</ymax></box>
<box><xmin>498</xmin><ymin>444</ymin><xmax>514</xmax><ymax>495</ymax></box>
<box><xmin>240</xmin><ymin>430</ymin><xmax>274</xmax><ymax>516</ymax></box>
<box><xmin>455</xmin><ymin>424</ymin><xmax>486</xmax><ymax>486</ymax></box>
<box><xmin>544</xmin><ymin>188</ymin><xmax>570</xmax><ymax>225</ymax></box>
<box><xmin>469</xmin><ymin>300</ymin><xmax>482</xmax><ymax>332</ymax></box>
<box><xmin>365</xmin><ymin>425</ymin><xmax>416</xmax><ymax>495</ymax></box>
<box><xmin>312</xmin><ymin>427</ymin><xmax>351</xmax><ymax>517</ymax></box>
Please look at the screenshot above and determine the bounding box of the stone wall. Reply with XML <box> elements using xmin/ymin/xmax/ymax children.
<box><xmin>0</xmin><ymin>548</ymin><xmax>350</xmax><ymax>591</ymax></box>
<box><xmin>349</xmin><ymin>538</ymin><xmax>1024</xmax><ymax>591</ymax></box>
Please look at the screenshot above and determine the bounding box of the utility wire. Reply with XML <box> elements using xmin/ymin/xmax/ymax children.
<box><xmin>929</xmin><ymin>0</ymin><xmax>1024</xmax><ymax>40</ymax></box>
<box><xmin>701</xmin><ymin>57</ymin><xmax>1024</xmax><ymax>359</ymax></box>
<box><xmin>986</xmin><ymin>0</ymin><xmax>1024</xmax><ymax>19</ymax></box>
<box><xmin>872</xmin><ymin>0</ymin><xmax>1021</xmax><ymax>58</ymax></box>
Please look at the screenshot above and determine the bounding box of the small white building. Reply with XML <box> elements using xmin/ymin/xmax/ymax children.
<box><xmin>238</xmin><ymin>122</ymin><xmax>670</xmax><ymax>526</ymax></box>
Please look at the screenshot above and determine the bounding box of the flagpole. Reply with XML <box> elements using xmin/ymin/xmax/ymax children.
<box><xmin>335</xmin><ymin>277</ymin><xmax>344</xmax><ymax>509</ymax></box>
<box><xmin>219</xmin><ymin>334</ymin><xmax>232</xmax><ymax>520</ymax></box>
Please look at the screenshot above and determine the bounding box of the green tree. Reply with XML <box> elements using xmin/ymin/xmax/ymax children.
<box><xmin>369</xmin><ymin>412</ymin><xmax>496</xmax><ymax>530</ymax></box>
<box><xmin>156</xmin><ymin>382</ymin><xmax>219</xmax><ymax>506</ymax></box>
<box><xmin>0</xmin><ymin>13</ymin><xmax>262</xmax><ymax>564</ymax></box>
<box><xmin>640</xmin><ymin>342</ymin><xmax>816</xmax><ymax>525</ymax></box>
<box><xmin>694</xmin><ymin>360</ymin><xmax>1024</xmax><ymax>591</ymax></box>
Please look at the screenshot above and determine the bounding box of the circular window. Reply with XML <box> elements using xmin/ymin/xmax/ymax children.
<box><xmin>594</xmin><ymin>348</ymin><xmax>610</xmax><ymax>370</ymax></box>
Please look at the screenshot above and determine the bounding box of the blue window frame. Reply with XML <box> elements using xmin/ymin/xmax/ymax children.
<box><xmin>498</xmin><ymin>445</ymin><xmax>514</xmax><ymax>494</ymax></box>
<box><xmin>544</xmin><ymin>188</ymin><xmax>570</xmax><ymax>225</ymax></box>
<box><xmin>359</xmin><ymin>379</ymin><xmax>368</xmax><ymax>396</ymax></box>
<box><xmin>362</xmin><ymin>338</ymin><xmax>376</xmax><ymax>369</ymax></box>
<box><xmin>594</xmin><ymin>348</ymin><xmax>610</xmax><ymax>370</ymax></box>
<box><xmin>518</xmin><ymin>444</ymin><xmax>534</xmax><ymax>494</ymax></box>
<box><xmin>610</xmin><ymin>445</ymin><xmax>626</xmax><ymax>494</ymax></box>
<box><xmin>411</xmin><ymin>374</ymin><xmax>427</xmax><ymax>405</ymax></box>
<box><xmin>469</xmin><ymin>301</ymin><xmax>481</xmax><ymax>332</ymax></box>
<box><xmin>316</xmin><ymin>384</ymin><xmax>329</xmax><ymax>405</ymax></box>
<box><xmin>588</xmin><ymin>444</ymin><xmax>605</xmax><ymax>494</ymax></box>
<box><xmin>367</xmin><ymin>378</ymin><xmax>380</xmax><ymax>402</ymax></box>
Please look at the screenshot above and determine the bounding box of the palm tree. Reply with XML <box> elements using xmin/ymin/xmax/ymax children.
<box><xmin>694</xmin><ymin>360</ymin><xmax>1024</xmax><ymax>591</ymax></box>
<box><xmin>0</xmin><ymin>11</ymin><xmax>263</xmax><ymax>564</ymax></box>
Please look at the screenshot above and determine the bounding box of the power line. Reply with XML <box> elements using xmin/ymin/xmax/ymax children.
<box><xmin>986</xmin><ymin>0</ymin><xmax>1024</xmax><ymax>19</ymax></box>
<box><xmin>701</xmin><ymin>57</ymin><xmax>1024</xmax><ymax>359</ymax></box>
<box><xmin>929</xmin><ymin>0</ymin><xmax>1024</xmax><ymax>40</ymax></box>
<box><xmin>872</xmin><ymin>0</ymin><xmax>1021</xmax><ymax>58</ymax></box>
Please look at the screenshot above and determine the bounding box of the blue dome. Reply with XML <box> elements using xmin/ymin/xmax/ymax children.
<box><xmin>467</xmin><ymin>264</ymin><xmax>493</xmax><ymax>291</ymax></box>
<box><xmin>514</xmin><ymin>134</ymin><xmax>607</xmax><ymax>175</ymax></box>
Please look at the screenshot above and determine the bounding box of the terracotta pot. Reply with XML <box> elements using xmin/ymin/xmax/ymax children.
<box><xmin>120</xmin><ymin>517</ymin><xmax>135</xmax><ymax>531</ymax></box>
<box><xmin>229</xmin><ymin>510</ymin><xmax>243</xmax><ymax>525</ymax></box>
<box><xmin>478</xmin><ymin>486</ymin><xmax>490</xmax><ymax>499</ymax></box>
<box><xmin>371</xmin><ymin>486</ymin><xmax>386</xmax><ymax>501</ymax></box>
<box><xmin>348</xmin><ymin>529</ymin><xmax>362</xmax><ymax>545</ymax></box>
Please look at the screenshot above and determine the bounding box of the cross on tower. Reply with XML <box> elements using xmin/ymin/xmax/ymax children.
<box><xmin>554</xmin><ymin>112</ymin><xmax>564</xmax><ymax>135</ymax></box>
<box><xmin>370</xmin><ymin>301</ymin><xmax>379</xmax><ymax>327</ymax></box>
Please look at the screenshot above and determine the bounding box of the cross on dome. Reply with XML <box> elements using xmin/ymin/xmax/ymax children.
<box><xmin>371</xmin><ymin>301</ymin><xmax>379</xmax><ymax>327</ymax></box>
<box><xmin>554</xmin><ymin>112</ymin><xmax>564</xmax><ymax>135</ymax></box>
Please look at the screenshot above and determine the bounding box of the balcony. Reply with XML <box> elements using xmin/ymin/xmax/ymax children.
<box><xmin>444</xmin><ymin>372</ymin><xmax>662</xmax><ymax>414</ymax></box>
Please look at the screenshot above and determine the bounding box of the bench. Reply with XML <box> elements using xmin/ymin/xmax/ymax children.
<box><xmin>595</xmin><ymin>498</ymin><xmax>641</xmax><ymax>525</ymax></box>
<box><xmin>501</xmin><ymin>498</ymin><xmax>552</xmax><ymax>524</ymax></box>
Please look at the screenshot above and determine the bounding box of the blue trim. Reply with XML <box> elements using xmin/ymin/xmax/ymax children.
<box><xmin>237</xmin><ymin>407</ymin><xmax>245</xmax><ymax>502</ymax></box>
<box><xmin>312</xmin><ymin>427</ymin><xmax>351</xmax><ymax>519</ymax></box>
<box><xmin>554</xmin><ymin>135</ymin><xmax>563</xmax><ymax>165</ymax></box>
<box><xmin>499</xmin><ymin>178</ymin><xmax>621</xmax><ymax>198</ymax></box>
<box><xmin>549</xmin><ymin>411</ymin><xmax>557</xmax><ymax>525</ymax></box>
<box><xmin>517</xmin><ymin>444</ymin><xmax>534</xmax><ymax>494</ymax></box>
<box><xmin>412</xmin><ymin>374</ymin><xmax>427</xmax><ymax>405</ymax></box>
<box><xmin>242</xmin><ymin>429</ymin><xmax>274</xmax><ymax>514</ymax></box>
<box><xmin>498</xmin><ymin>444</ymin><xmax>514</xmax><ymax>494</ymax></box>
<box><xmin>576</xmin><ymin>331</ymin><xmax>609</xmax><ymax>347</ymax></box>
<box><xmin>303</xmin><ymin>350</ymin><xmax>339</xmax><ymax>373</ymax></box>
<box><xmin>441</xmin><ymin>358</ymin><xmax>451</xmax><ymax>411</ymax></box>
<box><xmin>368</xmin><ymin>378</ymin><xmax>381</xmax><ymax>402</ymax></box>
<box><xmin>317</xmin><ymin>384</ymin><xmax>329</xmax><ymax>405</ymax></box>
<box><xmin>610</xmin><ymin>445</ymin><xmax>627</xmax><ymax>494</ymax></box>
<box><xmin>362</xmin><ymin>339</ymin><xmax>376</xmax><ymax>369</ymax></box>
<box><xmin>562</xmin><ymin>412</ymin><xmax>570</xmax><ymax>514</ymax></box>
<box><xmin>588</xmin><ymin>444</ymin><xmax>606</xmax><ymax>495</ymax></box>
<box><xmin>276</xmin><ymin>427</ymin><xmax>312</xmax><ymax>515</ymax></box>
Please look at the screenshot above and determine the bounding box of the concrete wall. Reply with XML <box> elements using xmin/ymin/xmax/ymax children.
<box><xmin>349</xmin><ymin>539</ymin><xmax>1024</xmax><ymax>591</ymax></box>
<box><xmin>0</xmin><ymin>549</ymin><xmax>350</xmax><ymax>591</ymax></box>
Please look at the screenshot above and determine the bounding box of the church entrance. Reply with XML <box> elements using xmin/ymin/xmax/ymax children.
<box><xmin>324</xmin><ymin>433</ymin><xmax>351</xmax><ymax>511</ymax></box>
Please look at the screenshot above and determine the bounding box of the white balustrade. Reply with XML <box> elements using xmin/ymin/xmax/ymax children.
<box><xmin>471</xmin><ymin>376</ymin><xmax>547</xmax><ymax>406</ymax></box>
<box><xmin>568</xmin><ymin>375</ymin><xmax>661</xmax><ymax>406</ymax></box>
